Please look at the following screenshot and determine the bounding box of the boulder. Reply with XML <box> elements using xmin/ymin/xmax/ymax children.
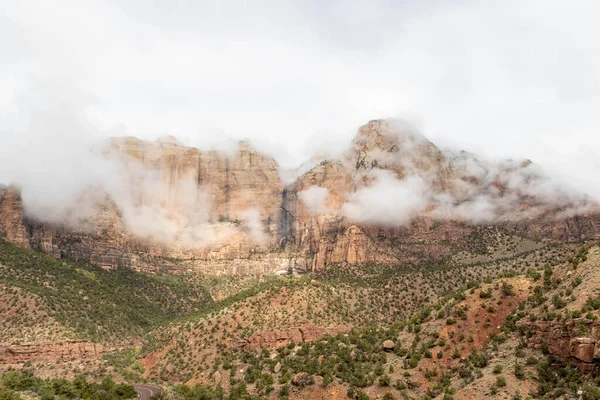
<box><xmin>292</xmin><ymin>372</ymin><xmax>313</xmax><ymax>387</ymax></box>
<box><xmin>570</xmin><ymin>338</ymin><xmax>596</xmax><ymax>363</ymax></box>
<box><xmin>383</xmin><ymin>340</ymin><xmax>395</xmax><ymax>352</ymax></box>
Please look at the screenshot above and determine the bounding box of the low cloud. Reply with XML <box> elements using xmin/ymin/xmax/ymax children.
<box><xmin>335</xmin><ymin>122</ymin><xmax>598</xmax><ymax>227</ymax></box>
<box><xmin>298</xmin><ymin>186</ymin><xmax>330</xmax><ymax>215</ymax></box>
<box><xmin>0</xmin><ymin>82</ymin><xmax>255</xmax><ymax>248</ymax></box>
<box><xmin>341</xmin><ymin>170</ymin><xmax>428</xmax><ymax>226</ymax></box>
<box><xmin>239</xmin><ymin>208</ymin><xmax>267</xmax><ymax>244</ymax></box>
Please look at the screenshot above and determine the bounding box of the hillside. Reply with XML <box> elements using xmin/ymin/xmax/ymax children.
<box><xmin>0</xmin><ymin>240</ymin><xmax>213</xmax><ymax>344</ymax></box>
<box><xmin>139</xmin><ymin>241</ymin><xmax>600</xmax><ymax>400</ymax></box>
<box><xmin>1</xmin><ymin>120</ymin><xmax>599</xmax><ymax>399</ymax></box>
<box><xmin>136</xmin><ymin>235</ymin><xmax>592</xmax><ymax>393</ymax></box>
<box><xmin>0</xmin><ymin>239</ymin><xmax>219</xmax><ymax>380</ymax></box>
<box><xmin>1</xmin><ymin>220</ymin><xmax>599</xmax><ymax>399</ymax></box>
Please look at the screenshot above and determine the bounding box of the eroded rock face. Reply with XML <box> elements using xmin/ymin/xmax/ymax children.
<box><xmin>107</xmin><ymin>137</ymin><xmax>283</xmax><ymax>226</ymax></box>
<box><xmin>0</xmin><ymin>186</ymin><xmax>30</xmax><ymax>249</ymax></box>
<box><xmin>0</xmin><ymin>341</ymin><xmax>103</xmax><ymax>366</ymax></box>
<box><xmin>345</xmin><ymin>119</ymin><xmax>452</xmax><ymax>190</ymax></box>
<box><xmin>1</xmin><ymin>120</ymin><xmax>599</xmax><ymax>275</ymax></box>
<box><xmin>0</xmin><ymin>139</ymin><xmax>286</xmax><ymax>273</ymax></box>
<box><xmin>571</xmin><ymin>338</ymin><xmax>596</xmax><ymax>363</ymax></box>
<box><xmin>311</xmin><ymin>225</ymin><xmax>398</xmax><ymax>272</ymax></box>
<box><xmin>520</xmin><ymin>319</ymin><xmax>600</xmax><ymax>372</ymax></box>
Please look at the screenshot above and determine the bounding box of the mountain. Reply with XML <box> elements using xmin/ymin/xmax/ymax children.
<box><xmin>0</xmin><ymin>119</ymin><xmax>599</xmax><ymax>275</ymax></box>
<box><xmin>2</xmin><ymin>119</ymin><xmax>600</xmax><ymax>399</ymax></box>
<box><xmin>0</xmin><ymin>120</ymin><xmax>600</xmax><ymax>400</ymax></box>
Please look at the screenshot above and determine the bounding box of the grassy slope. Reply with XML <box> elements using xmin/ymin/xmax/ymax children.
<box><xmin>0</xmin><ymin>240</ymin><xmax>212</xmax><ymax>343</ymax></box>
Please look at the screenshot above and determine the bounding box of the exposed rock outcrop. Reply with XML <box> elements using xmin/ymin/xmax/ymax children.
<box><xmin>520</xmin><ymin>319</ymin><xmax>600</xmax><ymax>373</ymax></box>
<box><xmin>0</xmin><ymin>186</ymin><xmax>30</xmax><ymax>249</ymax></box>
<box><xmin>1</xmin><ymin>119</ymin><xmax>599</xmax><ymax>275</ymax></box>
<box><xmin>0</xmin><ymin>341</ymin><xmax>103</xmax><ymax>366</ymax></box>
<box><xmin>107</xmin><ymin>137</ymin><xmax>283</xmax><ymax>226</ymax></box>
<box><xmin>382</xmin><ymin>340</ymin><xmax>395</xmax><ymax>352</ymax></box>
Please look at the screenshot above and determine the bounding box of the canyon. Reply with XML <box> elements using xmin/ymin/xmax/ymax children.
<box><xmin>1</xmin><ymin>121</ymin><xmax>600</xmax><ymax>398</ymax></box>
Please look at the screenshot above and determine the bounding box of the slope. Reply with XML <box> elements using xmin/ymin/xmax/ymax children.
<box><xmin>0</xmin><ymin>239</ymin><xmax>212</xmax><ymax>344</ymax></box>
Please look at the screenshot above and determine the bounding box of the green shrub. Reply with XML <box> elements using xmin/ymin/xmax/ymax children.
<box><xmin>496</xmin><ymin>375</ymin><xmax>506</xmax><ymax>387</ymax></box>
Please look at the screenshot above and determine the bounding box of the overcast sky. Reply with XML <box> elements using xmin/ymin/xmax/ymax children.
<box><xmin>1</xmin><ymin>0</ymin><xmax>599</xmax><ymax>195</ymax></box>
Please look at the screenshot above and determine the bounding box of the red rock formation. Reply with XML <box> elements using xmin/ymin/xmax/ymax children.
<box><xmin>0</xmin><ymin>341</ymin><xmax>103</xmax><ymax>366</ymax></box>
<box><xmin>519</xmin><ymin>319</ymin><xmax>600</xmax><ymax>372</ymax></box>
<box><xmin>0</xmin><ymin>186</ymin><xmax>30</xmax><ymax>249</ymax></box>
<box><xmin>1</xmin><ymin>119</ymin><xmax>599</xmax><ymax>274</ymax></box>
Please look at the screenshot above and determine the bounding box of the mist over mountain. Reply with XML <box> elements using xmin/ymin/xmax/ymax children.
<box><xmin>2</xmin><ymin>2</ymin><xmax>600</xmax><ymax>400</ymax></box>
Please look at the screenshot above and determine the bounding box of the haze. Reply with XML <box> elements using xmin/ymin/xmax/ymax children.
<box><xmin>1</xmin><ymin>0</ymin><xmax>599</xmax><ymax>199</ymax></box>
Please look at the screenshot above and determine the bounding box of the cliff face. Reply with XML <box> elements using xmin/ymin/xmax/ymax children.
<box><xmin>520</xmin><ymin>319</ymin><xmax>600</xmax><ymax>374</ymax></box>
<box><xmin>106</xmin><ymin>137</ymin><xmax>283</xmax><ymax>228</ymax></box>
<box><xmin>345</xmin><ymin>119</ymin><xmax>452</xmax><ymax>190</ymax></box>
<box><xmin>0</xmin><ymin>186</ymin><xmax>30</xmax><ymax>249</ymax></box>
<box><xmin>0</xmin><ymin>138</ymin><xmax>286</xmax><ymax>273</ymax></box>
<box><xmin>0</xmin><ymin>341</ymin><xmax>103</xmax><ymax>366</ymax></box>
<box><xmin>1</xmin><ymin>120</ymin><xmax>599</xmax><ymax>274</ymax></box>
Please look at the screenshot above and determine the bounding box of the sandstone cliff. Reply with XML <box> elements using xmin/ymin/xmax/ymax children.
<box><xmin>0</xmin><ymin>186</ymin><xmax>30</xmax><ymax>249</ymax></box>
<box><xmin>1</xmin><ymin>120</ymin><xmax>599</xmax><ymax>274</ymax></box>
<box><xmin>0</xmin><ymin>340</ymin><xmax>103</xmax><ymax>367</ymax></box>
<box><xmin>520</xmin><ymin>319</ymin><xmax>600</xmax><ymax>373</ymax></box>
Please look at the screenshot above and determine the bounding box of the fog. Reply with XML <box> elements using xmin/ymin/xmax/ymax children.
<box><xmin>1</xmin><ymin>0</ymin><xmax>600</xmax><ymax>239</ymax></box>
<box><xmin>341</xmin><ymin>172</ymin><xmax>428</xmax><ymax>227</ymax></box>
<box><xmin>298</xmin><ymin>186</ymin><xmax>331</xmax><ymax>215</ymax></box>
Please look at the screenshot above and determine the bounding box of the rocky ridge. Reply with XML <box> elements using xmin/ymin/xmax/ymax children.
<box><xmin>0</xmin><ymin>341</ymin><xmax>103</xmax><ymax>366</ymax></box>
<box><xmin>1</xmin><ymin>120</ymin><xmax>599</xmax><ymax>274</ymax></box>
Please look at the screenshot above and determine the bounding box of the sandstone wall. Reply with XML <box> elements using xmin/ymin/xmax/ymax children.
<box><xmin>0</xmin><ymin>186</ymin><xmax>30</xmax><ymax>249</ymax></box>
<box><xmin>520</xmin><ymin>319</ymin><xmax>600</xmax><ymax>373</ymax></box>
<box><xmin>0</xmin><ymin>341</ymin><xmax>103</xmax><ymax>366</ymax></box>
<box><xmin>1</xmin><ymin>121</ymin><xmax>599</xmax><ymax>275</ymax></box>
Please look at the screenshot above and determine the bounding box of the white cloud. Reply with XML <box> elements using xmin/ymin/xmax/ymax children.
<box><xmin>0</xmin><ymin>0</ymin><xmax>599</xmax><ymax>200</ymax></box>
<box><xmin>298</xmin><ymin>186</ymin><xmax>330</xmax><ymax>215</ymax></box>
<box><xmin>341</xmin><ymin>170</ymin><xmax>428</xmax><ymax>226</ymax></box>
<box><xmin>239</xmin><ymin>208</ymin><xmax>267</xmax><ymax>244</ymax></box>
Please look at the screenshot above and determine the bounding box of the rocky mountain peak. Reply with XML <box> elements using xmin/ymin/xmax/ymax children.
<box><xmin>344</xmin><ymin>119</ymin><xmax>448</xmax><ymax>186</ymax></box>
<box><xmin>0</xmin><ymin>120</ymin><xmax>599</xmax><ymax>274</ymax></box>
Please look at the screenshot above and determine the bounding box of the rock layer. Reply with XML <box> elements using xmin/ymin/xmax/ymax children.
<box><xmin>520</xmin><ymin>319</ymin><xmax>600</xmax><ymax>373</ymax></box>
<box><xmin>1</xmin><ymin>120</ymin><xmax>599</xmax><ymax>274</ymax></box>
<box><xmin>0</xmin><ymin>341</ymin><xmax>103</xmax><ymax>366</ymax></box>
